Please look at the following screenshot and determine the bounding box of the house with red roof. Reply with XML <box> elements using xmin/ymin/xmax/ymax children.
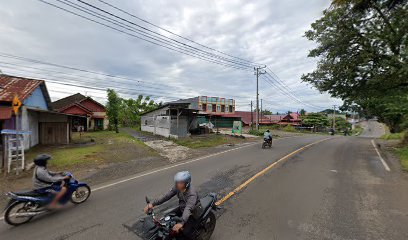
<box><xmin>0</xmin><ymin>75</ymin><xmax>75</xmax><ymax>150</ymax></box>
<box><xmin>51</xmin><ymin>93</ymin><xmax>108</xmax><ymax>131</ymax></box>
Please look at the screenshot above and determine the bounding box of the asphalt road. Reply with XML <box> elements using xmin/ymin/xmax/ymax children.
<box><xmin>1</xmin><ymin>134</ymin><xmax>408</xmax><ymax>240</ymax></box>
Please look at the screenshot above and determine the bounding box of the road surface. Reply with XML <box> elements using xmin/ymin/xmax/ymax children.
<box><xmin>1</xmin><ymin>134</ymin><xmax>408</xmax><ymax>240</ymax></box>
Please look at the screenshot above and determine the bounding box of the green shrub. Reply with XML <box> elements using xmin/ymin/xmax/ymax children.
<box><xmin>282</xmin><ymin>125</ymin><xmax>297</xmax><ymax>132</ymax></box>
<box><xmin>248</xmin><ymin>129</ymin><xmax>264</xmax><ymax>136</ymax></box>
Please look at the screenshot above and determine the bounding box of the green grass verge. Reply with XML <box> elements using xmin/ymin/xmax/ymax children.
<box><xmin>395</xmin><ymin>145</ymin><xmax>408</xmax><ymax>172</ymax></box>
<box><xmin>380</xmin><ymin>132</ymin><xmax>405</xmax><ymax>140</ymax></box>
<box><xmin>351</xmin><ymin>126</ymin><xmax>364</xmax><ymax>136</ymax></box>
<box><xmin>25</xmin><ymin>131</ymin><xmax>156</xmax><ymax>169</ymax></box>
<box><xmin>173</xmin><ymin>134</ymin><xmax>247</xmax><ymax>149</ymax></box>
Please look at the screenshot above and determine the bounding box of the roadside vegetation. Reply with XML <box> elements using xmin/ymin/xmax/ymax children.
<box><xmin>350</xmin><ymin>126</ymin><xmax>364</xmax><ymax>136</ymax></box>
<box><xmin>173</xmin><ymin>134</ymin><xmax>249</xmax><ymax>148</ymax></box>
<box><xmin>395</xmin><ymin>146</ymin><xmax>408</xmax><ymax>172</ymax></box>
<box><xmin>25</xmin><ymin>131</ymin><xmax>157</xmax><ymax>170</ymax></box>
<box><xmin>106</xmin><ymin>89</ymin><xmax>162</xmax><ymax>132</ymax></box>
<box><xmin>302</xmin><ymin>0</ymin><xmax>407</xmax><ymax>134</ymax></box>
<box><xmin>380</xmin><ymin>132</ymin><xmax>406</xmax><ymax>140</ymax></box>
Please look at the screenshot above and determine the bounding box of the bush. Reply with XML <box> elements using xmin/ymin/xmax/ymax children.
<box><xmin>248</xmin><ymin>129</ymin><xmax>264</xmax><ymax>136</ymax></box>
<box><xmin>282</xmin><ymin>125</ymin><xmax>297</xmax><ymax>132</ymax></box>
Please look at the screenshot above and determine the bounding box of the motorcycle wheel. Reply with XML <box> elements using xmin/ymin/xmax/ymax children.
<box><xmin>196</xmin><ymin>211</ymin><xmax>216</xmax><ymax>240</ymax></box>
<box><xmin>262</xmin><ymin>142</ymin><xmax>267</xmax><ymax>149</ymax></box>
<box><xmin>70</xmin><ymin>186</ymin><xmax>91</xmax><ymax>204</ymax></box>
<box><xmin>4</xmin><ymin>201</ymin><xmax>34</xmax><ymax>226</ymax></box>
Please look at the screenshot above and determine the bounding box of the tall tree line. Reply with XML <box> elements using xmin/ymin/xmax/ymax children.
<box><xmin>302</xmin><ymin>0</ymin><xmax>407</xmax><ymax>132</ymax></box>
<box><xmin>106</xmin><ymin>89</ymin><xmax>162</xmax><ymax>132</ymax></box>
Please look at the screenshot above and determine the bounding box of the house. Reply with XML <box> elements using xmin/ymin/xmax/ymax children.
<box><xmin>264</xmin><ymin>112</ymin><xmax>302</xmax><ymax>126</ymax></box>
<box><xmin>0</xmin><ymin>75</ymin><xmax>75</xmax><ymax>150</ymax></box>
<box><xmin>140</xmin><ymin>96</ymin><xmax>240</xmax><ymax>138</ymax></box>
<box><xmin>141</xmin><ymin>98</ymin><xmax>199</xmax><ymax>138</ymax></box>
<box><xmin>233</xmin><ymin>111</ymin><xmax>302</xmax><ymax>126</ymax></box>
<box><xmin>51</xmin><ymin>93</ymin><xmax>109</xmax><ymax>131</ymax></box>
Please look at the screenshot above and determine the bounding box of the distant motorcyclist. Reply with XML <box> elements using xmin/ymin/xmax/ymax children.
<box><xmin>32</xmin><ymin>154</ymin><xmax>70</xmax><ymax>209</ymax></box>
<box><xmin>264</xmin><ymin>129</ymin><xmax>272</xmax><ymax>143</ymax></box>
<box><xmin>144</xmin><ymin>171</ymin><xmax>198</xmax><ymax>239</ymax></box>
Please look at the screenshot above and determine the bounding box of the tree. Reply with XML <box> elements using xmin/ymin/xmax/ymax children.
<box><xmin>302</xmin><ymin>0</ymin><xmax>408</xmax><ymax>132</ymax></box>
<box><xmin>302</xmin><ymin>113</ymin><xmax>330</xmax><ymax>131</ymax></box>
<box><xmin>300</xmin><ymin>109</ymin><xmax>306</xmax><ymax>116</ymax></box>
<box><xmin>119</xmin><ymin>95</ymin><xmax>161</xmax><ymax>127</ymax></box>
<box><xmin>262</xmin><ymin>109</ymin><xmax>272</xmax><ymax>115</ymax></box>
<box><xmin>106</xmin><ymin>89</ymin><xmax>121</xmax><ymax>133</ymax></box>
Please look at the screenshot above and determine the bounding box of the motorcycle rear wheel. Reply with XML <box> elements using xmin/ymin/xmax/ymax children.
<box><xmin>4</xmin><ymin>201</ymin><xmax>34</xmax><ymax>226</ymax></box>
<box><xmin>70</xmin><ymin>186</ymin><xmax>91</xmax><ymax>204</ymax></box>
<box><xmin>196</xmin><ymin>211</ymin><xmax>216</xmax><ymax>240</ymax></box>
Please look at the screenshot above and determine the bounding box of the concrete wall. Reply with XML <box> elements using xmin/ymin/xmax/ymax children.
<box><xmin>141</xmin><ymin>114</ymin><xmax>172</xmax><ymax>138</ymax></box>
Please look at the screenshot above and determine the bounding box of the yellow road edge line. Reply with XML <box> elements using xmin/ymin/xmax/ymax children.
<box><xmin>215</xmin><ymin>137</ymin><xmax>331</xmax><ymax>206</ymax></box>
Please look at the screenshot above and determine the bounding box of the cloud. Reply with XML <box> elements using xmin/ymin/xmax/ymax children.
<box><xmin>0</xmin><ymin>0</ymin><xmax>342</xmax><ymax>112</ymax></box>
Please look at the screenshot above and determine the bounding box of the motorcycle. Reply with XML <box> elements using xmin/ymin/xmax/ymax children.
<box><xmin>139</xmin><ymin>193</ymin><xmax>218</xmax><ymax>240</ymax></box>
<box><xmin>4</xmin><ymin>172</ymin><xmax>91</xmax><ymax>226</ymax></box>
<box><xmin>262</xmin><ymin>137</ymin><xmax>272</xmax><ymax>149</ymax></box>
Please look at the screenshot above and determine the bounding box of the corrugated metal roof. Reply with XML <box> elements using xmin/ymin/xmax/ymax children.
<box><xmin>0</xmin><ymin>75</ymin><xmax>44</xmax><ymax>102</ymax></box>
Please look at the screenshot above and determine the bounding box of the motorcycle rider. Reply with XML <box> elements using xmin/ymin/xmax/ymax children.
<box><xmin>264</xmin><ymin>129</ymin><xmax>272</xmax><ymax>144</ymax></box>
<box><xmin>32</xmin><ymin>154</ymin><xmax>70</xmax><ymax>209</ymax></box>
<box><xmin>144</xmin><ymin>171</ymin><xmax>198</xmax><ymax>239</ymax></box>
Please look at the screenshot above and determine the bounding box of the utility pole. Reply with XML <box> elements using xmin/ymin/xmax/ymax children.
<box><xmin>254</xmin><ymin>66</ymin><xmax>266</xmax><ymax>130</ymax></box>
<box><xmin>250</xmin><ymin>101</ymin><xmax>253</xmax><ymax>130</ymax></box>
<box><xmin>260</xmin><ymin>99</ymin><xmax>263</xmax><ymax>123</ymax></box>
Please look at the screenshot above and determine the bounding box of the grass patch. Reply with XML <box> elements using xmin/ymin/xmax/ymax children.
<box><xmin>351</xmin><ymin>126</ymin><xmax>364</xmax><ymax>136</ymax></box>
<box><xmin>395</xmin><ymin>145</ymin><xmax>408</xmax><ymax>172</ymax></box>
<box><xmin>25</xmin><ymin>131</ymin><xmax>157</xmax><ymax>170</ymax></box>
<box><xmin>380</xmin><ymin>132</ymin><xmax>405</xmax><ymax>140</ymax></box>
<box><xmin>173</xmin><ymin>134</ymin><xmax>247</xmax><ymax>148</ymax></box>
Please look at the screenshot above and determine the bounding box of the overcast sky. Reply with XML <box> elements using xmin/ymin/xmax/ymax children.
<box><xmin>0</xmin><ymin>0</ymin><xmax>342</xmax><ymax>113</ymax></box>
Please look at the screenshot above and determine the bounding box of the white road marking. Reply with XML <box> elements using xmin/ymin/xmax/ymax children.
<box><xmin>330</xmin><ymin>170</ymin><xmax>338</xmax><ymax>173</ymax></box>
<box><xmin>92</xmin><ymin>142</ymin><xmax>259</xmax><ymax>191</ymax></box>
<box><xmin>0</xmin><ymin>136</ymin><xmax>297</xmax><ymax>222</ymax></box>
<box><xmin>371</xmin><ymin>139</ymin><xmax>390</xmax><ymax>172</ymax></box>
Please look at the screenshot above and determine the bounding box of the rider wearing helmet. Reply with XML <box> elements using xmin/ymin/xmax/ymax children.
<box><xmin>264</xmin><ymin>129</ymin><xmax>272</xmax><ymax>143</ymax></box>
<box><xmin>33</xmin><ymin>154</ymin><xmax>70</xmax><ymax>209</ymax></box>
<box><xmin>144</xmin><ymin>171</ymin><xmax>198</xmax><ymax>239</ymax></box>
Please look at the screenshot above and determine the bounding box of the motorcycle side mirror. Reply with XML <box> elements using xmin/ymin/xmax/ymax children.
<box><xmin>145</xmin><ymin>196</ymin><xmax>150</xmax><ymax>204</ymax></box>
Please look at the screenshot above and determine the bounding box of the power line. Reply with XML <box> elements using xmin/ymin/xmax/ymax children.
<box><xmin>73</xmin><ymin>0</ymin><xmax>255</xmax><ymax>68</ymax></box>
<box><xmin>38</xmin><ymin>0</ymin><xmax>254</xmax><ymax>71</ymax></box>
<box><xmin>96</xmin><ymin>0</ymin><xmax>260</xmax><ymax>66</ymax></box>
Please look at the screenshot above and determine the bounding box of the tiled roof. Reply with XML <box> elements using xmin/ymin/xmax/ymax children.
<box><xmin>50</xmin><ymin>93</ymin><xmax>87</xmax><ymax>110</ymax></box>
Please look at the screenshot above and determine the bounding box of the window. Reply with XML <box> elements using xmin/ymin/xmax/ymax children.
<box><xmin>202</xmin><ymin>104</ymin><xmax>207</xmax><ymax>111</ymax></box>
<box><xmin>201</xmin><ymin>96</ymin><xmax>207</xmax><ymax>102</ymax></box>
<box><xmin>229</xmin><ymin>105</ymin><xmax>233</xmax><ymax>113</ymax></box>
<box><xmin>207</xmin><ymin>104</ymin><xmax>212</xmax><ymax>112</ymax></box>
<box><xmin>221</xmin><ymin>105</ymin><xmax>225</xmax><ymax>112</ymax></box>
<box><xmin>217</xmin><ymin>105</ymin><xmax>221</xmax><ymax>112</ymax></box>
<box><xmin>199</xmin><ymin>104</ymin><xmax>202</xmax><ymax>110</ymax></box>
<box><xmin>212</xmin><ymin>104</ymin><xmax>216</xmax><ymax>112</ymax></box>
<box><xmin>225</xmin><ymin>106</ymin><xmax>229</xmax><ymax>112</ymax></box>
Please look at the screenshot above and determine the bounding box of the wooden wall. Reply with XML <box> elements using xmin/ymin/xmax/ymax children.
<box><xmin>39</xmin><ymin>122</ymin><xmax>69</xmax><ymax>145</ymax></box>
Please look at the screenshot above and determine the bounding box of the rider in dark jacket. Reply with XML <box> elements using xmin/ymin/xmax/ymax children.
<box><xmin>144</xmin><ymin>171</ymin><xmax>199</xmax><ymax>239</ymax></box>
<box><xmin>32</xmin><ymin>154</ymin><xmax>70</xmax><ymax>209</ymax></box>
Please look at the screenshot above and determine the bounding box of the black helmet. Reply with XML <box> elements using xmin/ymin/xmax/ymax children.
<box><xmin>33</xmin><ymin>154</ymin><xmax>52</xmax><ymax>167</ymax></box>
<box><xmin>266</xmin><ymin>129</ymin><xmax>270</xmax><ymax>132</ymax></box>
